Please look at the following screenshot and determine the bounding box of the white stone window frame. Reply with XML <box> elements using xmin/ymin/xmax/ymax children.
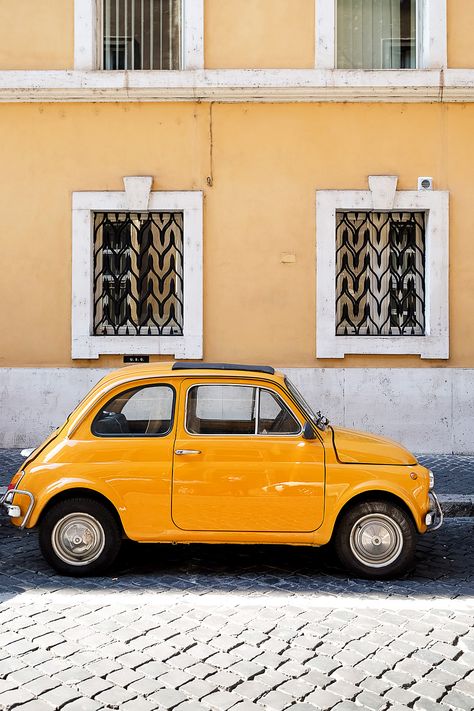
<box><xmin>72</xmin><ymin>177</ymin><xmax>203</xmax><ymax>360</ymax></box>
<box><xmin>74</xmin><ymin>0</ymin><xmax>204</xmax><ymax>70</ymax></box>
<box><xmin>316</xmin><ymin>0</ymin><xmax>447</xmax><ymax>70</ymax></box>
<box><xmin>316</xmin><ymin>176</ymin><xmax>449</xmax><ymax>359</ymax></box>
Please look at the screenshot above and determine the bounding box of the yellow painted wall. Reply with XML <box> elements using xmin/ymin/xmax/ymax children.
<box><xmin>0</xmin><ymin>0</ymin><xmax>473</xmax><ymax>71</ymax></box>
<box><xmin>0</xmin><ymin>0</ymin><xmax>74</xmax><ymax>70</ymax></box>
<box><xmin>0</xmin><ymin>101</ymin><xmax>473</xmax><ymax>370</ymax></box>
<box><xmin>447</xmin><ymin>0</ymin><xmax>474</xmax><ymax>68</ymax></box>
<box><xmin>204</xmin><ymin>0</ymin><xmax>315</xmax><ymax>69</ymax></box>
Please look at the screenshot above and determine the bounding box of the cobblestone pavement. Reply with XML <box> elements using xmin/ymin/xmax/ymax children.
<box><xmin>0</xmin><ymin>517</ymin><xmax>473</xmax><ymax>711</ymax></box>
<box><xmin>1</xmin><ymin>450</ymin><xmax>473</xmax><ymax>494</ymax></box>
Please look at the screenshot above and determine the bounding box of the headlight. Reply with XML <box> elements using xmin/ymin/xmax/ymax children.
<box><xmin>428</xmin><ymin>470</ymin><xmax>434</xmax><ymax>489</ymax></box>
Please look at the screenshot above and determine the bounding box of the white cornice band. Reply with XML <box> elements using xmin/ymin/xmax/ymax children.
<box><xmin>1</xmin><ymin>69</ymin><xmax>474</xmax><ymax>103</ymax></box>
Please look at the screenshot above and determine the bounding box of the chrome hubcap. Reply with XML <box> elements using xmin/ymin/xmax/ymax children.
<box><xmin>349</xmin><ymin>513</ymin><xmax>403</xmax><ymax>568</ymax></box>
<box><xmin>52</xmin><ymin>513</ymin><xmax>105</xmax><ymax>566</ymax></box>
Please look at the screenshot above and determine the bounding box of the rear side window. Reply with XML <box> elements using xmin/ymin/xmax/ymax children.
<box><xmin>92</xmin><ymin>384</ymin><xmax>174</xmax><ymax>436</ymax></box>
<box><xmin>186</xmin><ymin>385</ymin><xmax>300</xmax><ymax>436</ymax></box>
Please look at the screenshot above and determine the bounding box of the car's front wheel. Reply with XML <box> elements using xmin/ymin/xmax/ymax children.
<box><xmin>334</xmin><ymin>499</ymin><xmax>417</xmax><ymax>579</ymax></box>
<box><xmin>39</xmin><ymin>497</ymin><xmax>122</xmax><ymax>576</ymax></box>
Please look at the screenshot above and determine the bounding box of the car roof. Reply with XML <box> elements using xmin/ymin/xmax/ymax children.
<box><xmin>102</xmin><ymin>361</ymin><xmax>284</xmax><ymax>383</ymax></box>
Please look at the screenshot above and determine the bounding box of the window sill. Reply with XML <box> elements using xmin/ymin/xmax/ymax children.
<box><xmin>316</xmin><ymin>335</ymin><xmax>449</xmax><ymax>360</ymax></box>
<box><xmin>72</xmin><ymin>335</ymin><xmax>202</xmax><ymax>360</ymax></box>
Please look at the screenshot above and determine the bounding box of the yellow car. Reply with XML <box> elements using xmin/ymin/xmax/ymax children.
<box><xmin>1</xmin><ymin>362</ymin><xmax>443</xmax><ymax>578</ymax></box>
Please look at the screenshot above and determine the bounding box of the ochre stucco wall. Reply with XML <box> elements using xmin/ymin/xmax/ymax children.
<box><xmin>204</xmin><ymin>0</ymin><xmax>315</xmax><ymax>69</ymax></box>
<box><xmin>0</xmin><ymin>101</ymin><xmax>472</xmax><ymax>370</ymax></box>
<box><xmin>447</xmin><ymin>0</ymin><xmax>474</xmax><ymax>68</ymax></box>
<box><xmin>0</xmin><ymin>0</ymin><xmax>74</xmax><ymax>70</ymax></box>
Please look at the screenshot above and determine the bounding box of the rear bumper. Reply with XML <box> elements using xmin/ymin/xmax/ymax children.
<box><xmin>425</xmin><ymin>489</ymin><xmax>444</xmax><ymax>532</ymax></box>
<box><xmin>0</xmin><ymin>486</ymin><xmax>35</xmax><ymax>529</ymax></box>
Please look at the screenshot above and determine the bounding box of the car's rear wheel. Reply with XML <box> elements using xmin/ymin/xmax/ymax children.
<box><xmin>39</xmin><ymin>497</ymin><xmax>122</xmax><ymax>576</ymax></box>
<box><xmin>334</xmin><ymin>499</ymin><xmax>417</xmax><ymax>579</ymax></box>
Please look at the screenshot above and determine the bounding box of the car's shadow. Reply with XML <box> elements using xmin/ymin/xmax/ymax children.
<box><xmin>0</xmin><ymin>518</ymin><xmax>472</xmax><ymax>601</ymax></box>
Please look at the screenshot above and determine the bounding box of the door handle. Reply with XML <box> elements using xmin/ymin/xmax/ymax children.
<box><xmin>175</xmin><ymin>449</ymin><xmax>202</xmax><ymax>455</ymax></box>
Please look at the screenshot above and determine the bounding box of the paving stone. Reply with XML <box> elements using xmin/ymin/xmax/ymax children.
<box><xmin>384</xmin><ymin>686</ymin><xmax>421</xmax><ymax>707</ymax></box>
<box><xmin>76</xmin><ymin>676</ymin><xmax>114</xmax><ymax>698</ymax></box>
<box><xmin>94</xmin><ymin>684</ymin><xmax>137</xmax><ymax>707</ymax></box>
<box><xmin>0</xmin><ymin>688</ymin><xmax>35</xmax><ymax>709</ymax></box>
<box><xmin>119</xmin><ymin>697</ymin><xmax>158</xmax><ymax>711</ymax></box>
<box><xmin>138</xmin><ymin>660</ymin><xmax>169</xmax><ymax>678</ymax></box>
<box><xmin>259</xmin><ymin>689</ymin><xmax>294</xmax><ymax>711</ymax></box>
<box><xmin>180</xmin><ymin>679</ymin><xmax>217</xmax><ymax>700</ymax></box>
<box><xmin>205</xmin><ymin>670</ymin><xmax>241</xmax><ymax>689</ymax></box>
<box><xmin>62</xmin><ymin>699</ymin><xmax>104</xmax><ymax>711</ymax></box>
<box><xmin>303</xmin><ymin>687</ymin><xmax>341</xmax><ymax>709</ymax></box>
<box><xmin>201</xmin><ymin>690</ymin><xmax>242</xmax><ymax>710</ymax></box>
<box><xmin>234</xmin><ymin>679</ymin><xmax>269</xmax><ymax>701</ymax></box>
<box><xmin>441</xmin><ymin>689</ymin><xmax>474</xmax><ymax>710</ymax></box>
<box><xmin>14</xmin><ymin>700</ymin><xmax>52</xmax><ymax>711</ymax></box>
<box><xmin>37</xmin><ymin>685</ymin><xmax>82</xmax><ymax>708</ymax></box>
<box><xmin>107</xmin><ymin>667</ymin><xmax>144</xmax><ymax>688</ymax></box>
<box><xmin>354</xmin><ymin>690</ymin><xmax>388</xmax><ymax>711</ymax></box>
<box><xmin>277</xmin><ymin>678</ymin><xmax>314</xmax><ymax>700</ymax></box>
<box><xmin>23</xmin><ymin>674</ymin><xmax>60</xmax><ymax>696</ymax></box>
<box><xmin>410</xmin><ymin>680</ymin><xmax>446</xmax><ymax>702</ymax></box>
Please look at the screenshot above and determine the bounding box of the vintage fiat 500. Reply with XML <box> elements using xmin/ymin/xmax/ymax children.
<box><xmin>1</xmin><ymin>362</ymin><xmax>442</xmax><ymax>578</ymax></box>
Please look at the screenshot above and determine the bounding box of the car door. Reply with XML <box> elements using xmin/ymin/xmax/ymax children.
<box><xmin>171</xmin><ymin>378</ymin><xmax>325</xmax><ymax>532</ymax></box>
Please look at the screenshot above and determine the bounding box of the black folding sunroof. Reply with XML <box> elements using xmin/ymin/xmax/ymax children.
<box><xmin>172</xmin><ymin>362</ymin><xmax>275</xmax><ymax>375</ymax></box>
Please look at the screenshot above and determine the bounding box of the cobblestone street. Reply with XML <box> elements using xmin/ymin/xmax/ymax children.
<box><xmin>1</xmin><ymin>491</ymin><xmax>474</xmax><ymax>709</ymax></box>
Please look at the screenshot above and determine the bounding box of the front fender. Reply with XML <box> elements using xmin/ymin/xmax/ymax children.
<box><xmin>315</xmin><ymin>466</ymin><xmax>429</xmax><ymax>545</ymax></box>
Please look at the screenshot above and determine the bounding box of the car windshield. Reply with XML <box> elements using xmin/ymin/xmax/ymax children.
<box><xmin>285</xmin><ymin>377</ymin><xmax>326</xmax><ymax>428</ymax></box>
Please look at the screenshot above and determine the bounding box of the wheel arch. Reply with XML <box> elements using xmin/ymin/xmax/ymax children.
<box><xmin>331</xmin><ymin>489</ymin><xmax>417</xmax><ymax>538</ymax></box>
<box><xmin>35</xmin><ymin>487</ymin><xmax>125</xmax><ymax>535</ymax></box>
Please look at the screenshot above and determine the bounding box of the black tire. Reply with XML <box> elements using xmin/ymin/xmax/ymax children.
<box><xmin>39</xmin><ymin>497</ymin><xmax>122</xmax><ymax>577</ymax></box>
<box><xmin>334</xmin><ymin>499</ymin><xmax>417</xmax><ymax>579</ymax></box>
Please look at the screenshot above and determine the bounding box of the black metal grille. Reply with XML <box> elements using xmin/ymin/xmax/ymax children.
<box><xmin>336</xmin><ymin>211</ymin><xmax>425</xmax><ymax>336</ymax></box>
<box><xmin>93</xmin><ymin>212</ymin><xmax>184</xmax><ymax>336</ymax></box>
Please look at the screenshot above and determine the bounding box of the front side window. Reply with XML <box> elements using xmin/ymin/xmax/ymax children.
<box><xmin>337</xmin><ymin>0</ymin><xmax>417</xmax><ymax>69</ymax></box>
<box><xmin>336</xmin><ymin>211</ymin><xmax>425</xmax><ymax>336</ymax></box>
<box><xmin>102</xmin><ymin>0</ymin><xmax>182</xmax><ymax>70</ymax></box>
<box><xmin>92</xmin><ymin>384</ymin><xmax>174</xmax><ymax>436</ymax></box>
<box><xmin>186</xmin><ymin>385</ymin><xmax>300</xmax><ymax>436</ymax></box>
<box><xmin>93</xmin><ymin>212</ymin><xmax>184</xmax><ymax>336</ymax></box>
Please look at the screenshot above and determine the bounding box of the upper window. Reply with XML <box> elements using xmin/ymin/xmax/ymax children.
<box><xmin>92</xmin><ymin>384</ymin><xmax>174</xmax><ymax>436</ymax></box>
<box><xmin>93</xmin><ymin>211</ymin><xmax>184</xmax><ymax>336</ymax></box>
<box><xmin>315</xmin><ymin>0</ymin><xmax>446</xmax><ymax>71</ymax></box>
<box><xmin>102</xmin><ymin>0</ymin><xmax>182</xmax><ymax>70</ymax></box>
<box><xmin>186</xmin><ymin>385</ymin><xmax>300</xmax><ymax>436</ymax></box>
<box><xmin>336</xmin><ymin>211</ymin><xmax>425</xmax><ymax>336</ymax></box>
<box><xmin>337</xmin><ymin>0</ymin><xmax>417</xmax><ymax>69</ymax></box>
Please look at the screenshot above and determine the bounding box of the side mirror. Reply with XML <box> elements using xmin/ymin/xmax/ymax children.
<box><xmin>302</xmin><ymin>422</ymin><xmax>316</xmax><ymax>440</ymax></box>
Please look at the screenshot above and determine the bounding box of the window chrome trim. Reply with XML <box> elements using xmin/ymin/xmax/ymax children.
<box><xmin>183</xmin><ymin>383</ymin><xmax>303</xmax><ymax>438</ymax></box>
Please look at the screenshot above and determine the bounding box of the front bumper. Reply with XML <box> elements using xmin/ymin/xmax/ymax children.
<box><xmin>425</xmin><ymin>489</ymin><xmax>444</xmax><ymax>532</ymax></box>
<box><xmin>0</xmin><ymin>486</ymin><xmax>35</xmax><ymax>529</ymax></box>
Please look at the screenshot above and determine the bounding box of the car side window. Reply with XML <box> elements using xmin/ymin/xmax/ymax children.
<box><xmin>258</xmin><ymin>390</ymin><xmax>301</xmax><ymax>435</ymax></box>
<box><xmin>92</xmin><ymin>384</ymin><xmax>174</xmax><ymax>437</ymax></box>
<box><xmin>187</xmin><ymin>385</ymin><xmax>257</xmax><ymax>435</ymax></box>
<box><xmin>186</xmin><ymin>385</ymin><xmax>301</xmax><ymax>436</ymax></box>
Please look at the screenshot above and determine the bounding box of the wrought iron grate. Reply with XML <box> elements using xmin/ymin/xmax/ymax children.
<box><xmin>93</xmin><ymin>212</ymin><xmax>184</xmax><ymax>336</ymax></box>
<box><xmin>102</xmin><ymin>0</ymin><xmax>181</xmax><ymax>70</ymax></box>
<box><xmin>336</xmin><ymin>211</ymin><xmax>426</xmax><ymax>336</ymax></box>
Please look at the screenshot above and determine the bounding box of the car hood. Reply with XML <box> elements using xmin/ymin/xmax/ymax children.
<box><xmin>331</xmin><ymin>426</ymin><xmax>417</xmax><ymax>465</ymax></box>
